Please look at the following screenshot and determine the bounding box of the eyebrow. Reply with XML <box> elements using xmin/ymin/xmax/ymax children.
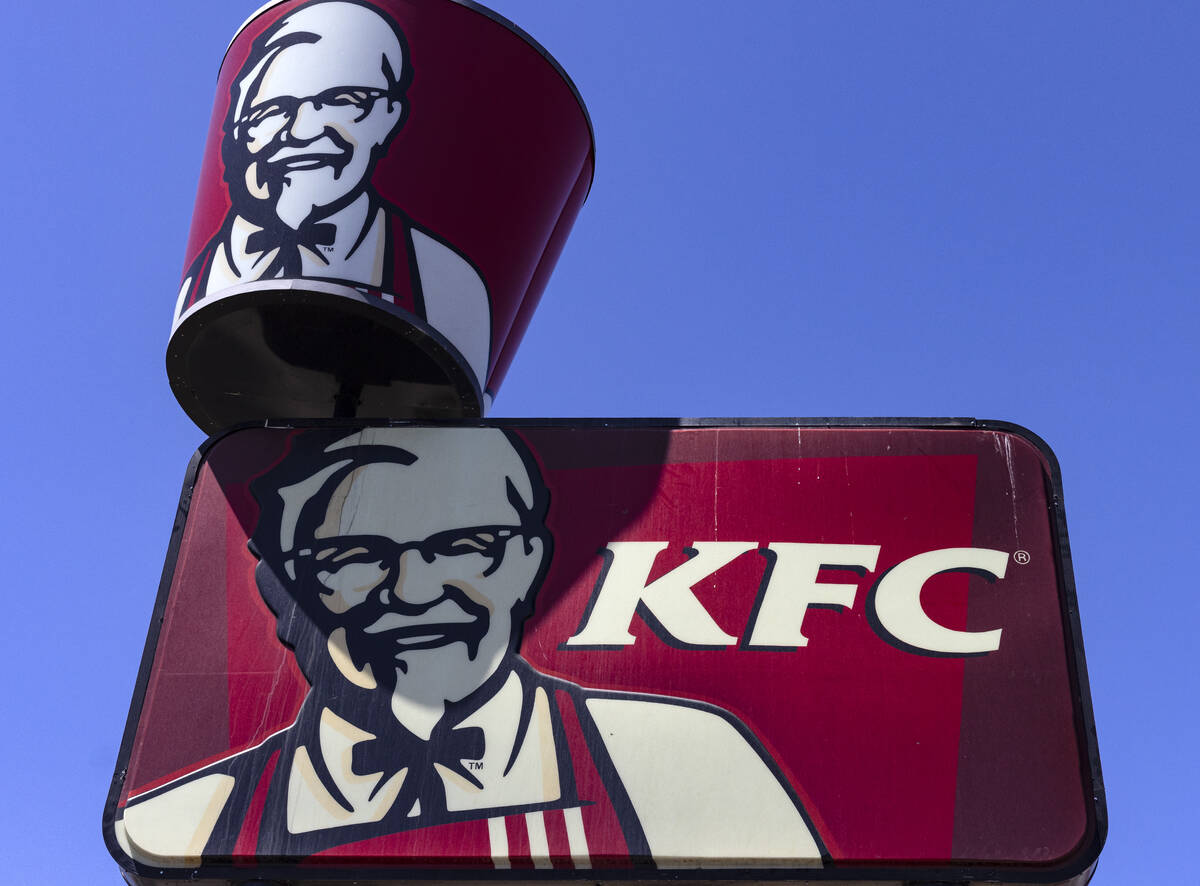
<box><xmin>331</xmin><ymin>546</ymin><xmax>372</xmax><ymax>562</ymax></box>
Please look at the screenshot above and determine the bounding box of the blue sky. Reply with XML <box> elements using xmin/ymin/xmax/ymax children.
<box><xmin>2</xmin><ymin>1</ymin><xmax>1196</xmax><ymax>883</ymax></box>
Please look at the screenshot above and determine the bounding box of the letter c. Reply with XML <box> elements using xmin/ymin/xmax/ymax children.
<box><xmin>868</xmin><ymin>548</ymin><xmax>1008</xmax><ymax>656</ymax></box>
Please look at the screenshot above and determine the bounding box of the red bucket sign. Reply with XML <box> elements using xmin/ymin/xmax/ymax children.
<box><xmin>105</xmin><ymin>420</ymin><xmax>1104</xmax><ymax>885</ymax></box>
<box><xmin>166</xmin><ymin>0</ymin><xmax>593</xmax><ymax>432</ymax></box>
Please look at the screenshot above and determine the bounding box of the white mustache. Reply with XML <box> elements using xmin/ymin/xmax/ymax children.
<box><xmin>268</xmin><ymin>139</ymin><xmax>346</xmax><ymax>164</ymax></box>
<box><xmin>363</xmin><ymin>600</ymin><xmax>478</xmax><ymax>634</ymax></box>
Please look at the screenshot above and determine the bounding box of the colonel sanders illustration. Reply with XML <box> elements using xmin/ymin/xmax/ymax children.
<box><xmin>115</xmin><ymin>428</ymin><xmax>825</xmax><ymax>870</ymax></box>
<box><xmin>174</xmin><ymin>0</ymin><xmax>491</xmax><ymax>388</ymax></box>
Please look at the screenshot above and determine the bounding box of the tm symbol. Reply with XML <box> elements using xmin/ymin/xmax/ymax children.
<box><xmin>467</xmin><ymin>761</ymin><xmax>484</xmax><ymax>771</ymax></box>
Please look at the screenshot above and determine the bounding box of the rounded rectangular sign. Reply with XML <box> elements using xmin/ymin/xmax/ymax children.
<box><xmin>104</xmin><ymin>420</ymin><xmax>1104</xmax><ymax>885</ymax></box>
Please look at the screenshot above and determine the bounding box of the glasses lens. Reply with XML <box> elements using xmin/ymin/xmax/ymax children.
<box><xmin>308</xmin><ymin>542</ymin><xmax>392</xmax><ymax>596</ymax></box>
<box><xmin>319</xmin><ymin>87</ymin><xmax>382</xmax><ymax>110</ymax></box>
<box><xmin>242</xmin><ymin>99</ymin><xmax>292</xmax><ymax>129</ymax></box>
<box><xmin>421</xmin><ymin>528</ymin><xmax>516</xmax><ymax>571</ymax></box>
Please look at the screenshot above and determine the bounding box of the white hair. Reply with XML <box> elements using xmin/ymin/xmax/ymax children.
<box><xmin>229</xmin><ymin>0</ymin><xmax>407</xmax><ymax>136</ymax></box>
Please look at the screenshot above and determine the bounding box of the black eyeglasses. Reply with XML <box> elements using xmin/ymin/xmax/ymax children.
<box><xmin>239</xmin><ymin>86</ymin><xmax>393</xmax><ymax>130</ymax></box>
<box><xmin>294</xmin><ymin>526</ymin><xmax>526</xmax><ymax>593</ymax></box>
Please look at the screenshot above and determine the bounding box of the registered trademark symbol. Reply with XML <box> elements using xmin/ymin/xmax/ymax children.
<box><xmin>1013</xmin><ymin>550</ymin><xmax>1031</xmax><ymax>565</ymax></box>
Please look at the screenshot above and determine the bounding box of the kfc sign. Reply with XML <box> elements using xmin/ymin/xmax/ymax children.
<box><xmin>166</xmin><ymin>0</ymin><xmax>593</xmax><ymax>432</ymax></box>
<box><xmin>104</xmin><ymin>421</ymin><xmax>1104</xmax><ymax>886</ymax></box>
<box><xmin>569</xmin><ymin>541</ymin><xmax>1011</xmax><ymax>654</ymax></box>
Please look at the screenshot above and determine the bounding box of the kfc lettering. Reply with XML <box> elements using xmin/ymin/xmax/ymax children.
<box><xmin>566</xmin><ymin>543</ymin><xmax>1009</xmax><ymax>655</ymax></box>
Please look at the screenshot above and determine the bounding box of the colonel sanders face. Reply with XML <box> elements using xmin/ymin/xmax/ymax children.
<box><xmin>224</xmin><ymin>1</ymin><xmax>409</xmax><ymax>231</ymax></box>
<box><xmin>256</xmin><ymin>429</ymin><xmax>550</xmax><ymax>726</ymax></box>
